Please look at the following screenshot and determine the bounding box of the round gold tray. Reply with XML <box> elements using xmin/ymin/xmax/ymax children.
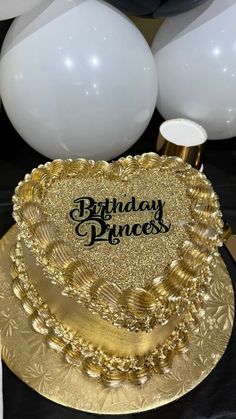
<box><xmin>0</xmin><ymin>226</ymin><xmax>234</xmax><ymax>415</ymax></box>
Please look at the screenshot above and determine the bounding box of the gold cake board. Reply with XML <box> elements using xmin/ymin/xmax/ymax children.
<box><xmin>0</xmin><ymin>225</ymin><xmax>234</xmax><ymax>415</ymax></box>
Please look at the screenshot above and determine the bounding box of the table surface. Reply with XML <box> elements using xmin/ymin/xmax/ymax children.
<box><xmin>0</xmin><ymin>18</ymin><xmax>236</xmax><ymax>419</ymax></box>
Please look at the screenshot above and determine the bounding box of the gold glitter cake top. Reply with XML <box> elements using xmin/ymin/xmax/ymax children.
<box><xmin>12</xmin><ymin>153</ymin><xmax>223</xmax><ymax>332</ymax></box>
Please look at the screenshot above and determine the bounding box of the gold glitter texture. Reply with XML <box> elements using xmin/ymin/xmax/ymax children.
<box><xmin>12</xmin><ymin>154</ymin><xmax>223</xmax><ymax>332</ymax></box>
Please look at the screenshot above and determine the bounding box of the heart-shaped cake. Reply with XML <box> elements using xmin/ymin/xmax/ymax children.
<box><xmin>11</xmin><ymin>153</ymin><xmax>223</xmax><ymax>386</ymax></box>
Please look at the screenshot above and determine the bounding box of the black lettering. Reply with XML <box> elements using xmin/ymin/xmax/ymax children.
<box><xmin>70</xmin><ymin>196</ymin><xmax>171</xmax><ymax>245</ymax></box>
<box><xmin>75</xmin><ymin>218</ymin><xmax>107</xmax><ymax>246</ymax></box>
<box><xmin>124</xmin><ymin>197</ymin><xmax>136</xmax><ymax>212</ymax></box>
<box><xmin>132</xmin><ymin>223</ymin><xmax>143</xmax><ymax>236</ymax></box>
<box><xmin>73</xmin><ymin>197</ymin><xmax>95</xmax><ymax>220</ymax></box>
<box><xmin>149</xmin><ymin>219</ymin><xmax>161</xmax><ymax>234</ymax></box>
<box><xmin>143</xmin><ymin>222</ymin><xmax>155</xmax><ymax>235</ymax></box>
<box><xmin>159</xmin><ymin>219</ymin><xmax>171</xmax><ymax>233</ymax></box>
<box><xmin>139</xmin><ymin>201</ymin><xmax>151</xmax><ymax>211</ymax></box>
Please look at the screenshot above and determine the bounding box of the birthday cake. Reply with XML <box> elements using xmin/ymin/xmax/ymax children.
<box><xmin>10</xmin><ymin>153</ymin><xmax>223</xmax><ymax>387</ymax></box>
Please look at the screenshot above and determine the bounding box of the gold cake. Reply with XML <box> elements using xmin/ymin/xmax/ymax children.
<box><xmin>10</xmin><ymin>152</ymin><xmax>223</xmax><ymax>387</ymax></box>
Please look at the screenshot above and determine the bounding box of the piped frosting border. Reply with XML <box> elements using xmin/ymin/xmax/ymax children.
<box><xmin>12</xmin><ymin>153</ymin><xmax>223</xmax><ymax>332</ymax></box>
<box><xmin>10</xmin><ymin>236</ymin><xmax>207</xmax><ymax>387</ymax></box>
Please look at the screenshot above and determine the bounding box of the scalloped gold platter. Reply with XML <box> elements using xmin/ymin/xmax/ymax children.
<box><xmin>0</xmin><ymin>153</ymin><xmax>234</xmax><ymax>414</ymax></box>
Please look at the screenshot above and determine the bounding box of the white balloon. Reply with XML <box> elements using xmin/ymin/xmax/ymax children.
<box><xmin>0</xmin><ymin>0</ymin><xmax>45</xmax><ymax>20</ymax></box>
<box><xmin>152</xmin><ymin>0</ymin><xmax>236</xmax><ymax>140</ymax></box>
<box><xmin>0</xmin><ymin>0</ymin><xmax>157</xmax><ymax>160</ymax></box>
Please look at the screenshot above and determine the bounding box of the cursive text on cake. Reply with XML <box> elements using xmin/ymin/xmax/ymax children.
<box><xmin>69</xmin><ymin>196</ymin><xmax>171</xmax><ymax>246</ymax></box>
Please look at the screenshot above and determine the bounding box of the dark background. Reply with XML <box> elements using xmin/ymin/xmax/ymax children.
<box><xmin>0</xmin><ymin>17</ymin><xmax>236</xmax><ymax>419</ymax></box>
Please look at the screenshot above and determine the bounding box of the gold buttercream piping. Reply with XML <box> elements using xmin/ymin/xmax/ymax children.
<box><xmin>10</xmin><ymin>239</ymin><xmax>199</xmax><ymax>387</ymax></box>
<box><xmin>12</xmin><ymin>153</ymin><xmax>223</xmax><ymax>332</ymax></box>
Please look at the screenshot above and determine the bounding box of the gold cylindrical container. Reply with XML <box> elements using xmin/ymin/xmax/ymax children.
<box><xmin>156</xmin><ymin>118</ymin><xmax>207</xmax><ymax>170</ymax></box>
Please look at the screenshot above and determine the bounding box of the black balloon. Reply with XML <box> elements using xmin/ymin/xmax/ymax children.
<box><xmin>105</xmin><ymin>0</ymin><xmax>161</xmax><ymax>16</ymax></box>
<box><xmin>105</xmin><ymin>0</ymin><xmax>210</xmax><ymax>17</ymax></box>
<box><xmin>0</xmin><ymin>19</ymin><xmax>12</xmax><ymax>44</ymax></box>
<box><xmin>154</xmin><ymin>0</ymin><xmax>210</xmax><ymax>17</ymax></box>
